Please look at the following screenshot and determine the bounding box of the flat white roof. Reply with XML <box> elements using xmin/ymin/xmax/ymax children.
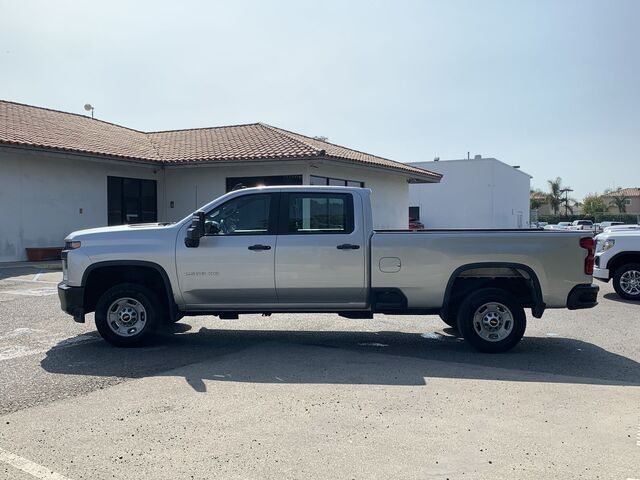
<box><xmin>409</xmin><ymin>157</ymin><xmax>533</xmax><ymax>179</ymax></box>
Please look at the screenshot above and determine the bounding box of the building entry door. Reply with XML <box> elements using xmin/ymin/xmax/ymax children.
<box><xmin>107</xmin><ymin>176</ymin><xmax>157</xmax><ymax>225</ymax></box>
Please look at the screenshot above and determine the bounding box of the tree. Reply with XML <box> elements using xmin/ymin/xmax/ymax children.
<box><xmin>546</xmin><ymin>177</ymin><xmax>564</xmax><ymax>215</ymax></box>
<box><xmin>530</xmin><ymin>189</ymin><xmax>546</xmax><ymax>210</ymax></box>
<box><xmin>582</xmin><ymin>193</ymin><xmax>607</xmax><ymax>216</ymax></box>
<box><xmin>609</xmin><ymin>192</ymin><xmax>629</xmax><ymax>213</ymax></box>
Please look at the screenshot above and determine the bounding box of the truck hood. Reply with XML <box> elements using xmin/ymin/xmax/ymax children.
<box><xmin>66</xmin><ymin>223</ymin><xmax>174</xmax><ymax>240</ymax></box>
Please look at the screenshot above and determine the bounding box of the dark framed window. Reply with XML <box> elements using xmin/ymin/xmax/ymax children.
<box><xmin>225</xmin><ymin>175</ymin><xmax>302</xmax><ymax>192</ymax></box>
<box><xmin>280</xmin><ymin>193</ymin><xmax>354</xmax><ymax>234</ymax></box>
<box><xmin>409</xmin><ymin>206</ymin><xmax>420</xmax><ymax>221</ymax></box>
<box><xmin>204</xmin><ymin>193</ymin><xmax>277</xmax><ymax>236</ymax></box>
<box><xmin>107</xmin><ymin>176</ymin><xmax>157</xmax><ymax>226</ymax></box>
<box><xmin>309</xmin><ymin>175</ymin><xmax>364</xmax><ymax>188</ymax></box>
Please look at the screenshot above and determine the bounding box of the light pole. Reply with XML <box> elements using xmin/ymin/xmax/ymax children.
<box><xmin>560</xmin><ymin>188</ymin><xmax>574</xmax><ymax>216</ymax></box>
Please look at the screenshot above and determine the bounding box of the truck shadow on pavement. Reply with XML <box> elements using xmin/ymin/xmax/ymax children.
<box><xmin>40</xmin><ymin>326</ymin><xmax>640</xmax><ymax>392</ymax></box>
<box><xmin>602</xmin><ymin>292</ymin><xmax>640</xmax><ymax>305</ymax></box>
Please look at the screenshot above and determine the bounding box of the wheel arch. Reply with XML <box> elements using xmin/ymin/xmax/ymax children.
<box><xmin>607</xmin><ymin>251</ymin><xmax>640</xmax><ymax>278</ymax></box>
<box><xmin>81</xmin><ymin>260</ymin><xmax>177</xmax><ymax>320</ymax></box>
<box><xmin>441</xmin><ymin>262</ymin><xmax>545</xmax><ymax>319</ymax></box>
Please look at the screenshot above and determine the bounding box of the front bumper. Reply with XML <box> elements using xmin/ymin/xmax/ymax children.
<box><xmin>57</xmin><ymin>282</ymin><xmax>86</xmax><ymax>323</ymax></box>
<box><xmin>593</xmin><ymin>267</ymin><xmax>609</xmax><ymax>281</ymax></box>
<box><xmin>566</xmin><ymin>284</ymin><xmax>599</xmax><ymax>310</ymax></box>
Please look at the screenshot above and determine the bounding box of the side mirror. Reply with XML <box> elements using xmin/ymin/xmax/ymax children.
<box><xmin>185</xmin><ymin>211</ymin><xmax>205</xmax><ymax>248</ymax></box>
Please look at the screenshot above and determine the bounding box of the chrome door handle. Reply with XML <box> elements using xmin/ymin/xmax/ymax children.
<box><xmin>248</xmin><ymin>244</ymin><xmax>271</xmax><ymax>251</ymax></box>
<box><xmin>336</xmin><ymin>244</ymin><xmax>360</xmax><ymax>250</ymax></box>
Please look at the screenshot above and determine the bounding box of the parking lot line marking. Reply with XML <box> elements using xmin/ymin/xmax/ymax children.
<box><xmin>0</xmin><ymin>333</ymin><xmax>99</xmax><ymax>362</ymax></box>
<box><xmin>0</xmin><ymin>287</ymin><xmax>58</xmax><ymax>297</ymax></box>
<box><xmin>0</xmin><ymin>447</ymin><xmax>73</xmax><ymax>480</ymax></box>
<box><xmin>1</xmin><ymin>278</ymin><xmax>59</xmax><ymax>285</ymax></box>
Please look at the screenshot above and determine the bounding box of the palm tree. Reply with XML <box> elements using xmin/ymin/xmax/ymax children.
<box><xmin>609</xmin><ymin>192</ymin><xmax>629</xmax><ymax>213</ymax></box>
<box><xmin>530</xmin><ymin>189</ymin><xmax>546</xmax><ymax>210</ymax></box>
<box><xmin>547</xmin><ymin>177</ymin><xmax>563</xmax><ymax>215</ymax></box>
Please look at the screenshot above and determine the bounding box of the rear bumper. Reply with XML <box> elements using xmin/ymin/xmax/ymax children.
<box><xmin>57</xmin><ymin>282</ymin><xmax>86</xmax><ymax>323</ymax></box>
<box><xmin>566</xmin><ymin>284</ymin><xmax>599</xmax><ymax>310</ymax></box>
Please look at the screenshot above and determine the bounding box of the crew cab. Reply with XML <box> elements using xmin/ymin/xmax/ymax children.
<box><xmin>594</xmin><ymin>229</ymin><xmax>640</xmax><ymax>301</ymax></box>
<box><xmin>58</xmin><ymin>186</ymin><xmax>598</xmax><ymax>353</ymax></box>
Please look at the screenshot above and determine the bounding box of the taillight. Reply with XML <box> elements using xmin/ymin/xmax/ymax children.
<box><xmin>580</xmin><ymin>237</ymin><xmax>595</xmax><ymax>275</ymax></box>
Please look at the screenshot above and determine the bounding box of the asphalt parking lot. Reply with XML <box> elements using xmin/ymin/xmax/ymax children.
<box><xmin>0</xmin><ymin>263</ymin><xmax>638</xmax><ymax>480</ymax></box>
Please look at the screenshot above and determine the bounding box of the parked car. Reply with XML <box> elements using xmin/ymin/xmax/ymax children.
<box><xmin>604</xmin><ymin>224</ymin><xmax>640</xmax><ymax>233</ymax></box>
<box><xmin>570</xmin><ymin>220</ymin><xmax>594</xmax><ymax>231</ymax></box>
<box><xmin>58</xmin><ymin>186</ymin><xmax>599</xmax><ymax>353</ymax></box>
<box><xmin>594</xmin><ymin>229</ymin><xmax>640</xmax><ymax>301</ymax></box>
<box><xmin>599</xmin><ymin>221</ymin><xmax>625</xmax><ymax>229</ymax></box>
<box><xmin>544</xmin><ymin>222</ymin><xmax>572</xmax><ymax>230</ymax></box>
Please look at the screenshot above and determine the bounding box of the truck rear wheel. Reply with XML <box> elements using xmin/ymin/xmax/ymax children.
<box><xmin>95</xmin><ymin>283</ymin><xmax>161</xmax><ymax>347</ymax></box>
<box><xmin>456</xmin><ymin>288</ymin><xmax>526</xmax><ymax>353</ymax></box>
<box><xmin>612</xmin><ymin>263</ymin><xmax>640</xmax><ymax>301</ymax></box>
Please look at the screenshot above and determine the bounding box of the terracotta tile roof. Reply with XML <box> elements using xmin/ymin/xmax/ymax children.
<box><xmin>147</xmin><ymin>123</ymin><xmax>319</xmax><ymax>163</ymax></box>
<box><xmin>603</xmin><ymin>188</ymin><xmax>640</xmax><ymax>197</ymax></box>
<box><xmin>0</xmin><ymin>100</ymin><xmax>441</xmax><ymax>181</ymax></box>
<box><xmin>257</xmin><ymin>124</ymin><xmax>437</xmax><ymax>178</ymax></box>
<box><xmin>0</xmin><ymin>100</ymin><xmax>159</xmax><ymax>161</ymax></box>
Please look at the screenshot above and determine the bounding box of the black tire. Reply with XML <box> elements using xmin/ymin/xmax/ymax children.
<box><xmin>456</xmin><ymin>288</ymin><xmax>526</xmax><ymax>353</ymax></box>
<box><xmin>95</xmin><ymin>283</ymin><xmax>161</xmax><ymax>347</ymax></box>
<box><xmin>612</xmin><ymin>263</ymin><xmax>640</xmax><ymax>301</ymax></box>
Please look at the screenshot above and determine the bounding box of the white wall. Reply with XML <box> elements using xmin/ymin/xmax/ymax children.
<box><xmin>307</xmin><ymin>161</ymin><xmax>410</xmax><ymax>230</ymax></box>
<box><xmin>0</xmin><ymin>152</ymin><xmax>415</xmax><ymax>262</ymax></box>
<box><xmin>164</xmin><ymin>159</ymin><xmax>411</xmax><ymax>229</ymax></box>
<box><xmin>0</xmin><ymin>148</ymin><xmax>162</xmax><ymax>262</ymax></box>
<box><xmin>408</xmin><ymin>158</ymin><xmax>530</xmax><ymax>228</ymax></box>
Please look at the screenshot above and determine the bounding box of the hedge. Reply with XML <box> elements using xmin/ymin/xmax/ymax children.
<box><xmin>536</xmin><ymin>213</ymin><xmax>639</xmax><ymax>224</ymax></box>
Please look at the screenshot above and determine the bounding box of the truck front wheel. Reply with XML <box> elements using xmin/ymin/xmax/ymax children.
<box><xmin>612</xmin><ymin>263</ymin><xmax>640</xmax><ymax>301</ymax></box>
<box><xmin>95</xmin><ymin>283</ymin><xmax>161</xmax><ymax>347</ymax></box>
<box><xmin>456</xmin><ymin>288</ymin><xmax>526</xmax><ymax>353</ymax></box>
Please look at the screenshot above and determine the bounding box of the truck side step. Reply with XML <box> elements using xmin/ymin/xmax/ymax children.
<box><xmin>338</xmin><ymin>311</ymin><xmax>374</xmax><ymax>319</ymax></box>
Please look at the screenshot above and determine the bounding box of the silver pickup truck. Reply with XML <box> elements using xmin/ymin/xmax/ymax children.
<box><xmin>58</xmin><ymin>186</ymin><xmax>598</xmax><ymax>352</ymax></box>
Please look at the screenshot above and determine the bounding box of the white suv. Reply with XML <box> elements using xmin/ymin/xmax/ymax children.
<box><xmin>594</xmin><ymin>230</ymin><xmax>640</xmax><ymax>301</ymax></box>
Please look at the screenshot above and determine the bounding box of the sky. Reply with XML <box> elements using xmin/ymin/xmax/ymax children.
<box><xmin>1</xmin><ymin>0</ymin><xmax>638</xmax><ymax>200</ymax></box>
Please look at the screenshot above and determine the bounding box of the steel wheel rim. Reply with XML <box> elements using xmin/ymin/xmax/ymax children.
<box><xmin>620</xmin><ymin>270</ymin><xmax>640</xmax><ymax>296</ymax></box>
<box><xmin>107</xmin><ymin>297</ymin><xmax>147</xmax><ymax>337</ymax></box>
<box><xmin>472</xmin><ymin>302</ymin><xmax>514</xmax><ymax>342</ymax></box>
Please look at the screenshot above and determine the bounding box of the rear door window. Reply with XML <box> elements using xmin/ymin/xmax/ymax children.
<box><xmin>281</xmin><ymin>193</ymin><xmax>354</xmax><ymax>234</ymax></box>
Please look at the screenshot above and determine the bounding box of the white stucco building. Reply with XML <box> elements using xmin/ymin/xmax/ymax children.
<box><xmin>0</xmin><ymin>100</ymin><xmax>441</xmax><ymax>262</ymax></box>
<box><xmin>408</xmin><ymin>157</ymin><xmax>531</xmax><ymax>229</ymax></box>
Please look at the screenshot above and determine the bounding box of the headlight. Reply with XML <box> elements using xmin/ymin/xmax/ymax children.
<box><xmin>602</xmin><ymin>239</ymin><xmax>615</xmax><ymax>251</ymax></box>
<box><xmin>65</xmin><ymin>240</ymin><xmax>81</xmax><ymax>250</ymax></box>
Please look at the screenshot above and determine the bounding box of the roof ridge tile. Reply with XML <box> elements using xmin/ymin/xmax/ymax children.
<box><xmin>256</xmin><ymin>123</ymin><xmax>323</xmax><ymax>156</ymax></box>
